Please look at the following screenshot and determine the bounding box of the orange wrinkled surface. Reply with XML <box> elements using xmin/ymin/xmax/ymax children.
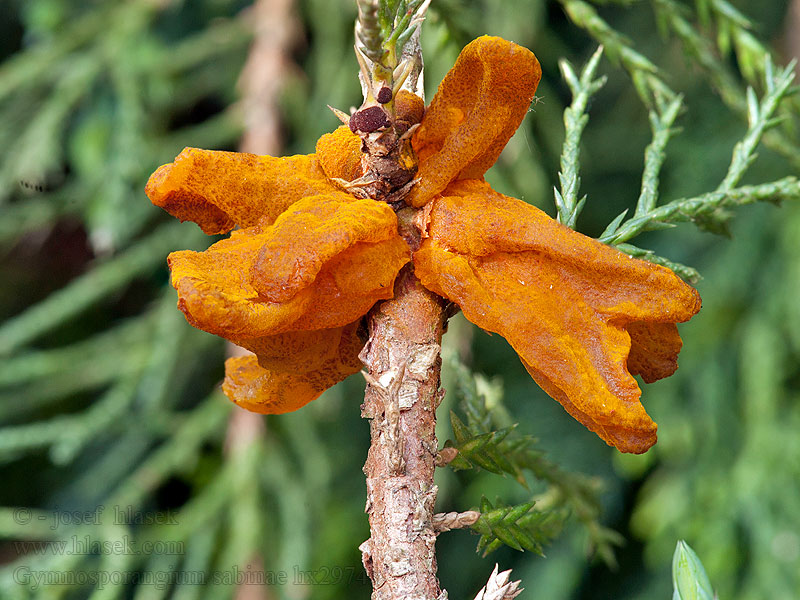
<box><xmin>146</xmin><ymin>148</ymin><xmax>338</xmax><ymax>234</ymax></box>
<box><xmin>224</xmin><ymin>323</ymin><xmax>363</xmax><ymax>414</ymax></box>
<box><xmin>168</xmin><ymin>194</ymin><xmax>409</xmax><ymax>339</ymax></box>
<box><xmin>414</xmin><ymin>181</ymin><xmax>701</xmax><ymax>453</ymax></box>
<box><xmin>146</xmin><ymin>35</ymin><xmax>700</xmax><ymax>451</ymax></box>
<box><xmin>316</xmin><ymin>127</ymin><xmax>363</xmax><ymax>182</ymax></box>
<box><xmin>145</xmin><ymin>108</ymin><xmax>399</xmax><ymax>413</ymax></box>
<box><xmin>407</xmin><ymin>36</ymin><xmax>542</xmax><ymax>207</ymax></box>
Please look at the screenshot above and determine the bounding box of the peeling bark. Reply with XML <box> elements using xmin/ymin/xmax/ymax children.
<box><xmin>359</xmin><ymin>265</ymin><xmax>447</xmax><ymax>600</ymax></box>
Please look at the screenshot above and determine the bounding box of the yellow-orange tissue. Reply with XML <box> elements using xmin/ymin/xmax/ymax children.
<box><xmin>414</xmin><ymin>181</ymin><xmax>700</xmax><ymax>453</ymax></box>
<box><xmin>146</xmin><ymin>36</ymin><xmax>700</xmax><ymax>452</ymax></box>
<box><xmin>408</xmin><ymin>36</ymin><xmax>542</xmax><ymax>207</ymax></box>
<box><xmin>168</xmin><ymin>195</ymin><xmax>409</xmax><ymax>340</ymax></box>
<box><xmin>146</xmin><ymin>148</ymin><xmax>337</xmax><ymax>234</ymax></box>
<box><xmin>223</xmin><ymin>322</ymin><xmax>364</xmax><ymax>414</ymax></box>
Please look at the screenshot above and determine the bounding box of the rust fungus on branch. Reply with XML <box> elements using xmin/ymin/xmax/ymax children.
<box><xmin>145</xmin><ymin>36</ymin><xmax>700</xmax><ymax>454</ymax></box>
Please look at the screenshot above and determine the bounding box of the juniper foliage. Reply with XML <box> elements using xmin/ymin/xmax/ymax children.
<box><xmin>0</xmin><ymin>1</ymin><xmax>798</xmax><ymax>599</ymax></box>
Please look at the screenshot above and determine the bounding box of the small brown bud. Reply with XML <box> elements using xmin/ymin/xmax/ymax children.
<box><xmin>376</xmin><ymin>86</ymin><xmax>393</xmax><ymax>104</ymax></box>
<box><xmin>349</xmin><ymin>106</ymin><xmax>391</xmax><ymax>133</ymax></box>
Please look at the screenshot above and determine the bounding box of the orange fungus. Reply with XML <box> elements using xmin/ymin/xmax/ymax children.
<box><xmin>145</xmin><ymin>36</ymin><xmax>700</xmax><ymax>453</ymax></box>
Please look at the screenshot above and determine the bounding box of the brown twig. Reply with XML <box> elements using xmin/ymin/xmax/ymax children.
<box><xmin>349</xmin><ymin>12</ymin><xmax>450</xmax><ymax>588</ymax></box>
<box><xmin>359</xmin><ymin>265</ymin><xmax>447</xmax><ymax>600</ymax></box>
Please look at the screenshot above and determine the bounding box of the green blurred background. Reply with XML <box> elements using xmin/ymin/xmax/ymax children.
<box><xmin>0</xmin><ymin>0</ymin><xmax>798</xmax><ymax>598</ymax></box>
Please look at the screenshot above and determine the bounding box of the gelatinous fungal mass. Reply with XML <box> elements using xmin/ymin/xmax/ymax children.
<box><xmin>146</xmin><ymin>36</ymin><xmax>700</xmax><ymax>453</ymax></box>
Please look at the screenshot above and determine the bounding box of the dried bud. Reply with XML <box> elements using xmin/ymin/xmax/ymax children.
<box><xmin>376</xmin><ymin>86</ymin><xmax>393</xmax><ymax>104</ymax></box>
<box><xmin>349</xmin><ymin>106</ymin><xmax>391</xmax><ymax>133</ymax></box>
<box><xmin>435</xmin><ymin>447</ymin><xmax>459</xmax><ymax>466</ymax></box>
<box><xmin>473</xmin><ymin>565</ymin><xmax>523</xmax><ymax>600</ymax></box>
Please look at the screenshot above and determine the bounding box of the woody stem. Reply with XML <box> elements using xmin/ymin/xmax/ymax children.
<box><xmin>360</xmin><ymin>265</ymin><xmax>447</xmax><ymax>600</ymax></box>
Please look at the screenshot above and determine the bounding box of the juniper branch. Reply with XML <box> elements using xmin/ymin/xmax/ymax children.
<box><xmin>555</xmin><ymin>13</ymin><xmax>798</xmax><ymax>278</ymax></box>
<box><xmin>602</xmin><ymin>61</ymin><xmax>798</xmax><ymax>246</ymax></box>
<box><xmin>471</xmin><ymin>498</ymin><xmax>566</xmax><ymax>557</ymax></box>
<box><xmin>651</xmin><ymin>0</ymin><xmax>800</xmax><ymax>169</ymax></box>
<box><xmin>354</xmin><ymin>0</ymin><xmax>429</xmax><ymax>101</ymax></box>
<box><xmin>356</xmin><ymin>0</ymin><xmax>384</xmax><ymax>63</ymax></box>
<box><xmin>361</xmin><ymin>269</ymin><xmax>446</xmax><ymax>599</ymax></box>
<box><xmin>604</xmin><ymin>176</ymin><xmax>800</xmax><ymax>245</ymax></box>
<box><xmin>555</xmin><ymin>46</ymin><xmax>606</xmax><ymax>228</ymax></box>
<box><xmin>635</xmin><ymin>90</ymin><xmax>684</xmax><ymax>218</ymax></box>
<box><xmin>565</xmin><ymin>0</ymin><xmax>800</xmax><ymax>171</ymax></box>
<box><xmin>651</xmin><ymin>0</ymin><xmax>748</xmax><ymax>109</ymax></box>
<box><xmin>444</xmin><ymin>355</ymin><xmax>622</xmax><ymax>563</ymax></box>
<box><xmin>719</xmin><ymin>60</ymin><xmax>797</xmax><ymax>192</ymax></box>
<box><xmin>387</xmin><ymin>0</ymin><xmax>430</xmax><ymax>47</ymax></box>
<box><xmin>615</xmin><ymin>243</ymin><xmax>701</xmax><ymax>283</ymax></box>
<box><xmin>558</xmin><ymin>0</ymin><xmax>664</xmax><ymax>106</ymax></box>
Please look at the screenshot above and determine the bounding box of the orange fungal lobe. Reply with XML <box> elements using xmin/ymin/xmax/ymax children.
<box><xmin>145</xmin><ymin>36</ymin><xmax>699</xmax><ymax>452</ymax></box>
